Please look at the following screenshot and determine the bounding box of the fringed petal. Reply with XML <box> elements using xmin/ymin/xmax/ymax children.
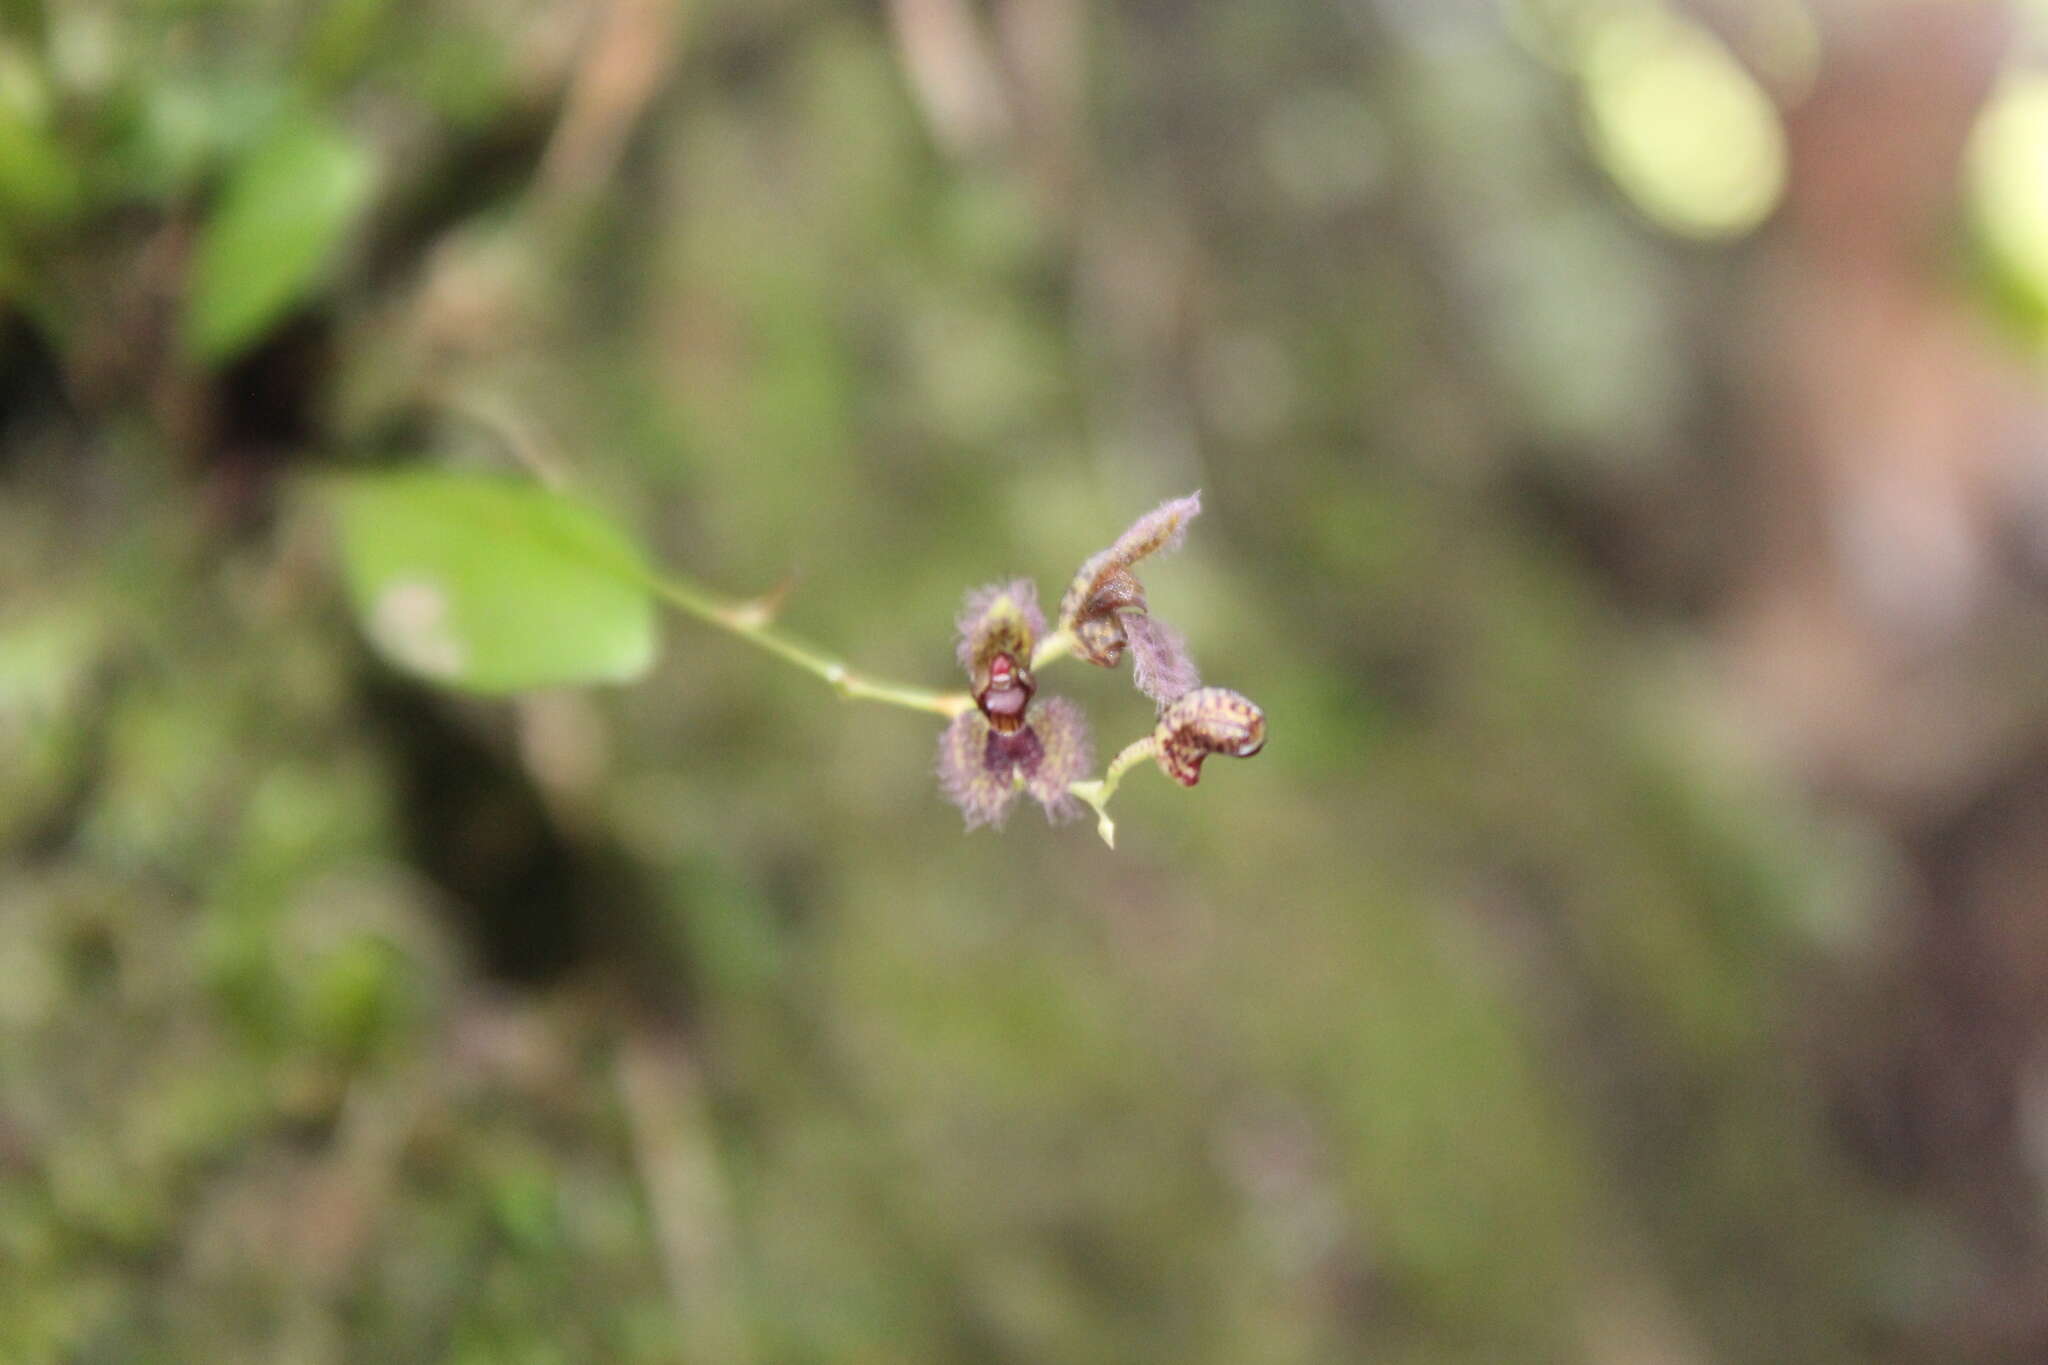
<box><xmin>955</xmin><ymin>579</ymin><xmax>1045</xmax><ymax>674</ymax></box>
<box><xmin>1125</xmin><ymin>613</ymin><xmax>1200</xmax><ymax>705</ymax></box>
<box><xmin>937</xmin><ymin>709</ymin><xmax>1020</xmax><ymax>829</ymax></box>
<box><xmin>1025</xmin><ymin>696</ymin><xmax>1093</xmax><ymax>823</ymax></box>
<box><xmin>1106</xmin><ymin>491</ymin><xmax>1201</xmax><ymax>568</ymax></box>
<box><xmin>1058</xmin><ymin>493</ymin><xmax>1202</xmax><ymax>669</ymax></box>
<box><xmin>1058</xmin><ymin>494</ymin><xmax>1200</xmax><ymax>631</ymax></box>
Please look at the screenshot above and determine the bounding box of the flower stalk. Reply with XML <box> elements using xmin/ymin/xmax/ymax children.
<box><xmin>1029</xmin><ymin>627</ymin><xmax>1079</xmax><ymax>671</ymax></box>
<box><xmin>643</xmin><ymin>571</ymin><xmax>972</xmax><ymax>718</ymax></box>
<box><xmin>1067</xmin><ymin>736</ymin><xmax>1161</xmax><ymax>849</ymax></box>
<box><xmin>1068</xmin><ymin>687</ymin><xmax>1268</xmax><ymax>847</ymax></box>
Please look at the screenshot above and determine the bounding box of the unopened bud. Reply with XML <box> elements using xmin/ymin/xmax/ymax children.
<box><xmin>1152</xmin><ymin>687</ymin><xmax>1266</xmax><ymax>787</ymax></box>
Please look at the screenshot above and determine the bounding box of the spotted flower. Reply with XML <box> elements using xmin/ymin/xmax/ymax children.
<box><xmin>938</xmin><ymin>580</ymin><xmax>1093</xmax><ymax>828</ymax></box>
<box><xmin>1152</xmin><ymin>687</ymin><xmax>1266</xmax><ymax>786</ymax></box>
<box><xmin>1057</xmin><ymin>492</ymin><xmax>1203</xmax><ymax>705</ymax></box>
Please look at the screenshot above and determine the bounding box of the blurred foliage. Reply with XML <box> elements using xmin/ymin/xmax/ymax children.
<box><xmin>326</xmin><ymin>470</ymin><xmax>658</xmax><ymax>692</ymax></box>
<box><xmin>185</xmin><ymin>112</ymin><xmax>375</xmax><ymax>364</ymax></box>
<box><xmin>2</xmin><ymin>0</ymin><xmax>2039</xmax><ymax>1362</ymax></box>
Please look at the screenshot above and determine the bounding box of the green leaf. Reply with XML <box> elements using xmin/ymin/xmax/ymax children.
<box><xmin>183</xmin><ymin>113</ymin><xmax>374</xmax><ymax>364</ymax></box>
<box><xmin>323</xmin><ymin>470</ymin><xmax>660</xmax><ymax>694</ymax></box>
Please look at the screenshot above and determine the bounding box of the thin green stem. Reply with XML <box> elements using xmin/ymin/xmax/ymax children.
<box><xmin>645</xmin><ymin>572</ymin><xmax>972</xmax><ymax>719</ymax></box>
<box><xmin>1097</xmin><ymin>736</ymin><xmax>1161</xmax><ymax>796</ymax></box>
<box><xmin>430</xmin><ymin>398</ymin><xmax>962</xmax><ymax>716</ymax></box>
<box><xmin>1068</xmin><ymin>736</ymin><xmax>1160</xmax><ymax>849</ymax></box>
<box><xmin>1030</xmin><ymin>627</ymin><xmax>1079</xmax><ymax>671</ymax></box>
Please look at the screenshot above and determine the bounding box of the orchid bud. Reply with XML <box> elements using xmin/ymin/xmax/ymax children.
<box><xmin>1153</xmin><ymin>687</ymin><xmax>1266</xmax><ymax>787</ymax></box>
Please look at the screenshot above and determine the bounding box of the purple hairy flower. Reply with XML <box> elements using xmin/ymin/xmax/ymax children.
<box><xmin>939</xmin><ymin>582</ymin><xmax>1092</xmax><ymax>827</ymax></box>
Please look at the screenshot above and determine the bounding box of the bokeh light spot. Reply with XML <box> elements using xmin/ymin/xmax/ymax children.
<box><xmin>1580</xmin><ymin>10</ymin><xmax>1787</xmax><ymax>240</ymax></box>
<box><xmin>1969</xmin><ymin>74</ymin><xmax>2048</xmax><ymax>319</ymax></box>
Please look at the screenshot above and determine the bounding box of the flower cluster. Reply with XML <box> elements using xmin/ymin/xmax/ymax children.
<box><xmin>937</xmin><ymin>493</ymin><xmax>1265</xmax><ymax>838</ymax></box>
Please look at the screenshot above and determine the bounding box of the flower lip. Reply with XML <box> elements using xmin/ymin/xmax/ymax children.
<box><xmin>978</xmin><ymin>650</ymin><xmax>1033</xmax><ymax>733</ymax></box>
<box><xmin>984</xmin><ymin>724</ymin><xmax>1044</xmax><ymax>777</ymax></box>
<box><xmin>937</xmin><ymin>698</ymin><xmax>1093</xmax><ymax>829</ymax></box>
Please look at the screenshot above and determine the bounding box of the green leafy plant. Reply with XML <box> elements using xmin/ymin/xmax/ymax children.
<box><xmin>323</xmin><ymin>472</ymin><xmax>1264</xmax><ymax>846</ymax></box>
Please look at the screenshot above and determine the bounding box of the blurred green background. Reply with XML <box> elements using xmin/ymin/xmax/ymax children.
<box><xmin>14</xmin><ymin>0</ymin><xmax>2048</xmax><ymax>1360</ymax></box>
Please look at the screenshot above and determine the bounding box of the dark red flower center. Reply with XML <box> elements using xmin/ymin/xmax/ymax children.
<box><xmin>983</xmin><ymin>724</ymin><xmax>1044</xmax><ymax>780</ymax></box>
